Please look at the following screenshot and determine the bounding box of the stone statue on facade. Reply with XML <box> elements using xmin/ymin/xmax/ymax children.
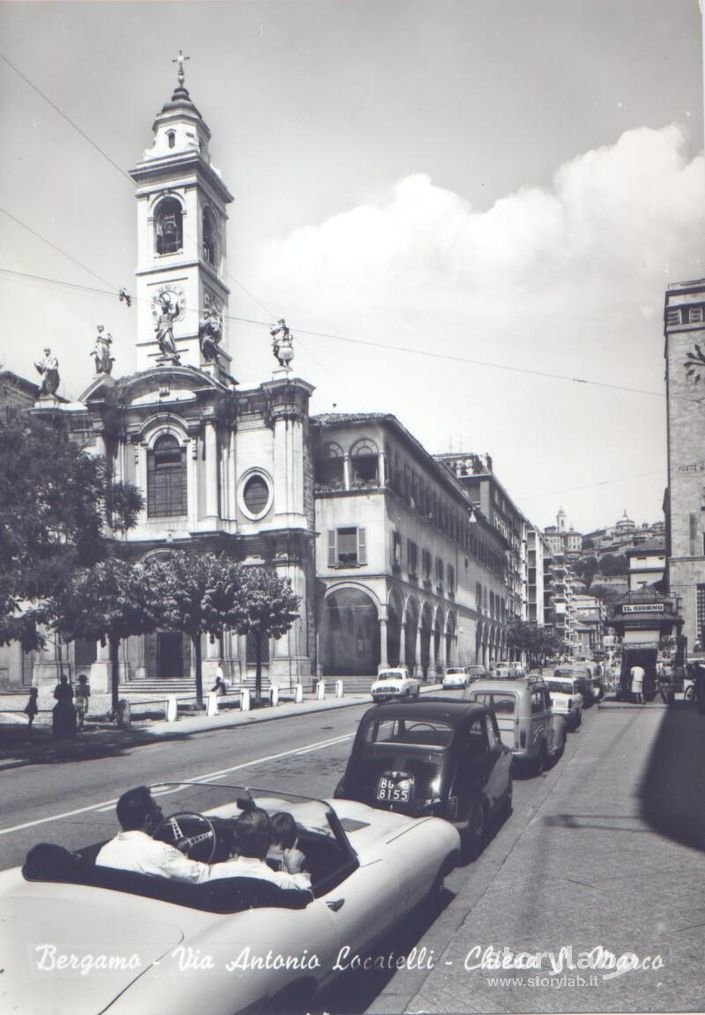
<box><xmin>198</xmin><ymin>309</ymin><xmax>223</xmax><ymax>363</ymax></box>
<box><xmin>34</xmin><ymin>347</ymin><xmax>60</xmax><ymax>397</ymax></box>
<box><xmin>91</xmin><ymin>325</ymin><xmax>114</xmax><ymax>375</ymax></box>
<box><xmin>270</xmin><ymin>318</ymin><xmax>294</xmax><ymax>369</ymax></box>
<box><xmin>154</xmin><ymin>291</ymin><xmax>181</xmax><ymax>363</ymax></box>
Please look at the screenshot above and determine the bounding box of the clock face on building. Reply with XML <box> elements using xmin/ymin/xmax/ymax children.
<box><xmin>151</xmin><ymin>285</ymin><xmax>185</xmax><ymax>326</ymax></box>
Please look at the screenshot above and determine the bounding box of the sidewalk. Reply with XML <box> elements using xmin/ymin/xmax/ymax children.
<box><xmin>0</xmin><ymin>684</ymin><xmax>444</xmax><ymax>771</ymax></box>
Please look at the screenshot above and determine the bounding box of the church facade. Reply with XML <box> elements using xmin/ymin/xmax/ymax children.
<box><xmin>0</xmin><ymin>64</ymin><xmax>533</xmax><ymax>692</ymax></box>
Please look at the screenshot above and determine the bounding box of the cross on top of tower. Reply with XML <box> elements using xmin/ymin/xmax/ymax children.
<box><xmin>172</xmin><ymin>50</ymin><xmax>190</xmax><ymax>87</ymax></box>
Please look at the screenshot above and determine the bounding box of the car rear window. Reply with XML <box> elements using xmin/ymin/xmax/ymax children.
<box><xmin>547</xmin><ymin>681</ymin><xmax>573</xmax><ymax>695</ymax></box>
<box><xmin>468</xmin><ymin>691</ymin><xmax>516</xmax><ymax>715</ymax></box>
<box><xmin>363</xmin><ymin>718</ymin><xmax>453</xmax><ymax>748</ymax></box>
<box><xmin>445</xmin><ymin>668</ymin><xmax>465</xmax><ymax>675</ymax></box>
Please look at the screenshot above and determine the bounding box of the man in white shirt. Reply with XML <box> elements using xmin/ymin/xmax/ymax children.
<box><xmin>630</xmin><ymin>664</ymin><xmax>645</xmax><ymax>705</ymax></box>
<box><xmin>96</xmin><ymin>786</ymin><xmax>212</xmax><ymax>884</ymax></box>
<box><xmin>208</xmin><ymin>807</ymin><xmax>311</xmax><ymax>891</ymax></box>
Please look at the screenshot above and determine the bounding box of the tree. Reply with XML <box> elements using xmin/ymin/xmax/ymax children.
<box><xmin>233</xmin><ymin>567</ymin><xmax>300</xmax><ymax>703</ymax></box>
<box><xmin>50</xmin><ymin>558</ymin><xmax>163</xmax><ymax>712</ymax></box>
<box><xmin>600</xmin><ymin>553</ymin><xmax>628</xmax><ymax>576</ymax></box>
<box><xmin>154</xmin><ymin>552</ymin><xmax>246</xmax><ymax>707</ymax></box>
<box><xmin>0</xmin><ymin>413</ymin><xmax>143</xmax><ymax>648</ymax></box>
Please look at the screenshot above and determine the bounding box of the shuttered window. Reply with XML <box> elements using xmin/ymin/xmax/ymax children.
<box><xmin>327</xmin><ymin>527</ymin><xmax>367</xmax><ymax>567</ymax></box>
<box><xmin>148</xmin><ymin>434</ymin><xmax>187</xmax><ymax>517</ymax></box>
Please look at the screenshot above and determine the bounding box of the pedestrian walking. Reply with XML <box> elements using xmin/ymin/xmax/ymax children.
<box><xmin>75</xmin><ymin>673</ymin><xmax>91</xmax><ymax>731</ymax></box>
<box><xmin>23</xmin><ymin>687</ymin><xmax>39</xmax><ymax>729</ymax></box>
<box><xmin>630</xmin><ymin>664</ymin><xmax>645</xmax><ymax>705</ymax></box>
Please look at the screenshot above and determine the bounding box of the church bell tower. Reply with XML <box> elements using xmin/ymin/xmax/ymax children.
<box><xmin>130</xmin><ymin>53</ymin><xmax>234</xmax><ymax>375</ymax></box>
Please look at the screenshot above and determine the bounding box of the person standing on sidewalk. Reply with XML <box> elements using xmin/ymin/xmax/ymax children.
<box><xmin>75</xmin><ymin>674</ymin><xmax>91</xmax><ymax>731</ymax></box>
<box><xmin>630</xmin><ymin>663</ymin><xmax>645</xmax><ymax>705</ymax></box>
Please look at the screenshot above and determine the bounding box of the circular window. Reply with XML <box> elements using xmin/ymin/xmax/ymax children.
<box><xmin>243</xmin><ymin>474</ymin><xmax>271</xmax><ymax>517</ymax></box>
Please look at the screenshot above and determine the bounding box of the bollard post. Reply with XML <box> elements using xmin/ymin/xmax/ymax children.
<box><xmin>316</xmin><ymin>680</ymin><xmax>326</xmax><ymax>701</ymax></box>
<box><xmin>241</xmin><ymin>688</ymin><xmax>251</xmax><ymax>712</ymax></box>
<box><xmin>165</xmin><ymin>696</ymin><xmax>177</xmax><ymax>722</ymax></box>
<box><xmin>335</xmin><ymin>679</ymin><xmax>344</xmax><ymax>698</ymax></box>
<box><xmin>294</xmin><ymin>683</ymin><xmax>303</xmax><ymax>704</ymax></box>
<box><xmin>269</xmin><ymin>686</ymin><xmax>279</xmax><ymax>707</ymax></box>
<box><xmin>206</xmin><ymin>691</ymin><xmax>219</xmax><ymax>717</ymax></box>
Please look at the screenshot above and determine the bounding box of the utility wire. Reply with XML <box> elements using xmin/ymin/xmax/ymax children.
<box><xmin>0</xmin><ymin>263</ymin><xmax>675</xmax><ymax>403</ymax></box>
<box><xmin>1</xmin><ymin>53</ymin><xmax>134</xmax><ymax>184</ymax></box>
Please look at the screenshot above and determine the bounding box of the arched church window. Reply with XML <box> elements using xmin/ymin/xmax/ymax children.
<box><xmin>167</xmin><ymin>131</ymin><xmax>176</xmax><ymax>149</ymax></box>
<box><xmin>147</xmin><ymin>433</ymin><xmax>187</xmax><ymax>517</ymax></box>
<box><xmin>203</xmin><ymin>206</ymin><xmax>218</xmax><ymax>267</ymax></box>
<box><xmin>154</xmin><ymin>197</ymin><xmax>183</xmax><ymax>255</ymax></box>
<box><xmin>315</xmin><ymin>442</ymin><xmax>344</xmax><ymax>490</ymax></box>
<box><xmin>350</xmin><ymin>438</ymin><xmax>379</xmax><ymax>488</ymax></box>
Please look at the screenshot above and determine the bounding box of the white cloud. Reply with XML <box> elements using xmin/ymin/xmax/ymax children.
<box><xmin>246</xmin><ymin>125</ymin><xmax>703</xmax><ymax>530</ymax></box>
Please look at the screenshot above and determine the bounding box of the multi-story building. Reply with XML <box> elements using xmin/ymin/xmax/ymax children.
<box><xmin>544</xmin><ymin>508</ymin><xmax>582</xmax><ymax>558</ymax></box>
<box><xmin>313</xmin><ymin>415</ymin><xmax>510</xmax><ymax>675</ymax></box>
<box><xmin>436</xmin><ymin>453</ymin><xmax>528</xmax><ymax>624</ymax></box>
<box><xmin>526</xmin><ymin>527</ymin><xmax>550</xmax><ymax>627</ymax></box>
<box><xmin>664</xmin><ymin>277</ymin><xmax>705</xmax><ymax>651</ymax></box>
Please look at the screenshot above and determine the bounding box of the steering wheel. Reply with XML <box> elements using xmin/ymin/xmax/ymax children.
<box><xmin>406</xmin><ymin>722</ymin><xmax>437</xmax><ymax>732</ymax></box>
<box><xmin>153</xmin><ymin>811</ymin><xmax>217</xmax><ymax>863</ymax></box>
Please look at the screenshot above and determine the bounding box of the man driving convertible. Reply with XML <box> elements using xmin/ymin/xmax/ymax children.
<box><xmin>96</xmin><ymin>786</ymin><xmax>214</xmax><ymax>883</ymax></box>
<box><xmin>96</xmin><ymin>787</ymin><xmax>311</xmax><ymax>891</ymax></box>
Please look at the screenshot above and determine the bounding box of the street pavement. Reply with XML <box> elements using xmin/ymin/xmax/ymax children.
<box><xmin>369</xmin><ymin>698</ymin><xmax>705</xmax><ymax>1015</ymax></box>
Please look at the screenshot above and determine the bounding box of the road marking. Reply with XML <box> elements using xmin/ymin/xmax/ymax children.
<box><xmin>0</xmin><ymin>732</ymin><xmax>354</xmax><ymax>836</ymax></box>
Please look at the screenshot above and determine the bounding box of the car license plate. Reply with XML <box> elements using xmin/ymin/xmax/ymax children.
<box><xmin>376</xmin><ymin>774</ymin><xmax>412</xmax><ymax>803</ymax></box>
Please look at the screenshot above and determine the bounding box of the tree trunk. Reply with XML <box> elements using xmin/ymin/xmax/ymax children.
<box><xmin>109</xmin><ymin>634</ymin><xmax>120</xmax><ymax>713</ymax></box>
<box><xmin>194</xmin><ymin>634</ymin><xmax>203</xmax><ymax>708</ymax></box>
<box><xmin>255</xmin><ymin>633</ymin><xmax>263</xmax><ymax>704</ymax></box>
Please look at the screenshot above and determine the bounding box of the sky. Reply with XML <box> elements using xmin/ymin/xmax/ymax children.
<box><xmin>0</xmin><ymin>0</ymin><xmax>703</xmax><ymax>534</ymax></box>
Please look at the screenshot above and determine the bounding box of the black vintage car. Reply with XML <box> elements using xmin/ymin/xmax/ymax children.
<box><xmin>334</xmin><ymin>700</ymin><xmax>512</xmax><ymax>858</ymax></box>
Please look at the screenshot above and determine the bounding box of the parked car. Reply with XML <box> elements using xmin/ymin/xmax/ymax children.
<box><xmin>0</xmin><ymin>781</ymin><xmax>460</xmax><ymax>1015</ymax></box>
<box><xmin>507</xmin><ymin>660</ymin><xmax>526</xmax><ymax>678</ymax></box>
<box><xmin>370</xmin><ymin>667</ymin><xmax>421</xmax><ymax>702</ymax></box>
<box><xmin>335</xmin><ymin>700</ymin><xmax>512</xmax><ymax>857</ymax></box>
<box><xmin>543</xmin><ymin>675</ymin><xmax>583</xmax><ymax>731</ymax></box>
<box><xmin>442</xmin><ymin>666</ymin><xmax>468</xmax><ymax>689</ymax></box>
<box><xmin>554</xmin><ymin>665</ymin><xmax>595</xmax><ymax>708</ymax></box>
<box><xmin>466</xmin><ymin>664</ymin><xmax>489</xmax><ymax>682</ymax></box>
<box><xmin>464</xmin><ymin>677</ymin><xmax>568</xmax><ymax>774</ymax></box>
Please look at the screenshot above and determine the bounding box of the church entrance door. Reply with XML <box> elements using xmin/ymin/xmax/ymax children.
<box><xmin>157</xmin><ymin>632</ymin><xmax>184</xmax><ymax>678</ymax></box>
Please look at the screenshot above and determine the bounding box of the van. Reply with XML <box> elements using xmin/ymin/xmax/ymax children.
<box><xmin>463</xmin><ymin>677</ymin><xmax>567</xmax><ymax>774</ymax></box>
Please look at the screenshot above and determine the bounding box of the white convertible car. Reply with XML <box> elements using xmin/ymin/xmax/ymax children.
<box><xmin>0</xmin><ymin>782</ymin><xmax>459</xmax><ymax>1015</ymax></box>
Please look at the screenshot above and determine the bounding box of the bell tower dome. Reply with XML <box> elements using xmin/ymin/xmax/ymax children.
<box><xmin>130</xmin><ymin>53</ymin><xmax>234</xmax><ymax>375</ymax></box>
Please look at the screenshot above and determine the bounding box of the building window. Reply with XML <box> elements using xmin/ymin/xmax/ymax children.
<box><xmin>243</xmin><ymin>474</ymin><xmax>270</xmax><ymax>517</ymax></box>
<box><xmin>422</xmin><ymin>548</ymin><xmax>432</xmax><ymax>585</ymax></box>
<box><xmin>350</xmin><ymin>438</ymin><xmax>379</xmax><ymax>488</ymax></box>
<box><xmin>407</xmin><ymin>539</ymin><xmax>418</xmax><ymax>578</ymax></box>
<box><xmin>435</xmin><ymin>556</ymin><xmax>444</xmax><ymax>592</ymax></box>
<box><xmin>698</xmin><ymin>585</ymin><xmax>705</xmax><ymax>644</ymax></box>
<box><xmin>391</xmin><ymin>531</ymin><xmax>402</xmax><ymax>570</ymax></box>
<box><xmin>315</xmin><ymin>442</ymin><xmax>345</xmax><ymax>490</ymax></box>
<box><xmin>328</xmin><ymin>527</ymin><xmax>367</xmax><ymax>567</ymax></box>
<box><xmin>167</xmin><ymin>130</ymin><xmax>176</xmax><ymax>149</ymax></box>
<box><xmin>147</xmin><ymin>433</ymin><xmax>187</xmax><ymax>517</ymax></box>
<box><xmin>154</xmin><ymin>196</ymin><xmax>183</xmax><ymax>255</ymax></box>
<box><xmin>202</xmin><ymin>205</ymin><xmax>218</xmax><ymax>266</ymax></box>
<box><xmin>447</xmin><ymin>564</ymin><xmax>455</xmax><ymax>597</ymax></box>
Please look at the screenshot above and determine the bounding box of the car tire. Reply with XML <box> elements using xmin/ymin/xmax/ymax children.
<box><xmin>576</xmin><ymin>711</ymin><xmax>582</xmax><ymax>728</ymax></box>
<box><xmin>503</xmin><ymin>775</ymin><xmax>513</xmax><ymax>818</ymax></box>
<box><xmin>684</xmin><ymin>685</ymin><xmax>696</xmax><ymax>702</ymax></box>
<box><xmin>533</xmin><ymin>741</ymin><xmax>548</xmax><ymax>776</ymax></box>
<box><xmin>462</xmin><ymin>801</ymin><xmax>487</xmax><ymax>861</ymax></box>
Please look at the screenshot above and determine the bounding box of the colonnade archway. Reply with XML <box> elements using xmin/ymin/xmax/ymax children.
<box><xmin>319</xmin><ymin>586</ymin><xmax>381</xmax><ymax>675</ymax></box>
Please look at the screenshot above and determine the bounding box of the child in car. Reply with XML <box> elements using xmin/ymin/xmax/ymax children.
<box><xmin>268</xmin><ymin>811</ymin><xmax>307</xmax><ymax>876</ymax></box>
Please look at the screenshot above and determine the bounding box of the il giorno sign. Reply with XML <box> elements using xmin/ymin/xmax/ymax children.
<box><xmin>622</xmin><ymin>604</ymin><xmax>664</xmax><ymax>614</ymax></box>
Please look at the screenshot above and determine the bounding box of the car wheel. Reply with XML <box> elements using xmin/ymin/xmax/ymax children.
<box><xmin>533</xmin><ymin>741</ymin><xmax>548</xmax><ymax>776</ymax></box>
<box><xmin>684</xmin><ymin>685</ymin><xmax>696</xmax><ymax>702</ymax></box>
<box><xmin>503</xmin><ymin>775</ymin><xmax>513</xmax><ymax>817</ymax></box>
<box><xmin>413</xmin><ymin>685</ymin><xmax>421</xmax><ymax>699</ymax></box>
<box><xmin>576</xmin><ymin>711</ymin><xmax>582</xmax><ymax>728</ymax></box>
<box><xmin>462</xmin><ymin>801</ymin><xmax>487</xmax><ymax>861</ymax></box>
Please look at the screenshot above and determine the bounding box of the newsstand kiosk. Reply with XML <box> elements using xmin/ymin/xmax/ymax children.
<box><xmin>608</xmin><ymin>594</ymin><xmax>682</xmax><ymax>702</ymax></box>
